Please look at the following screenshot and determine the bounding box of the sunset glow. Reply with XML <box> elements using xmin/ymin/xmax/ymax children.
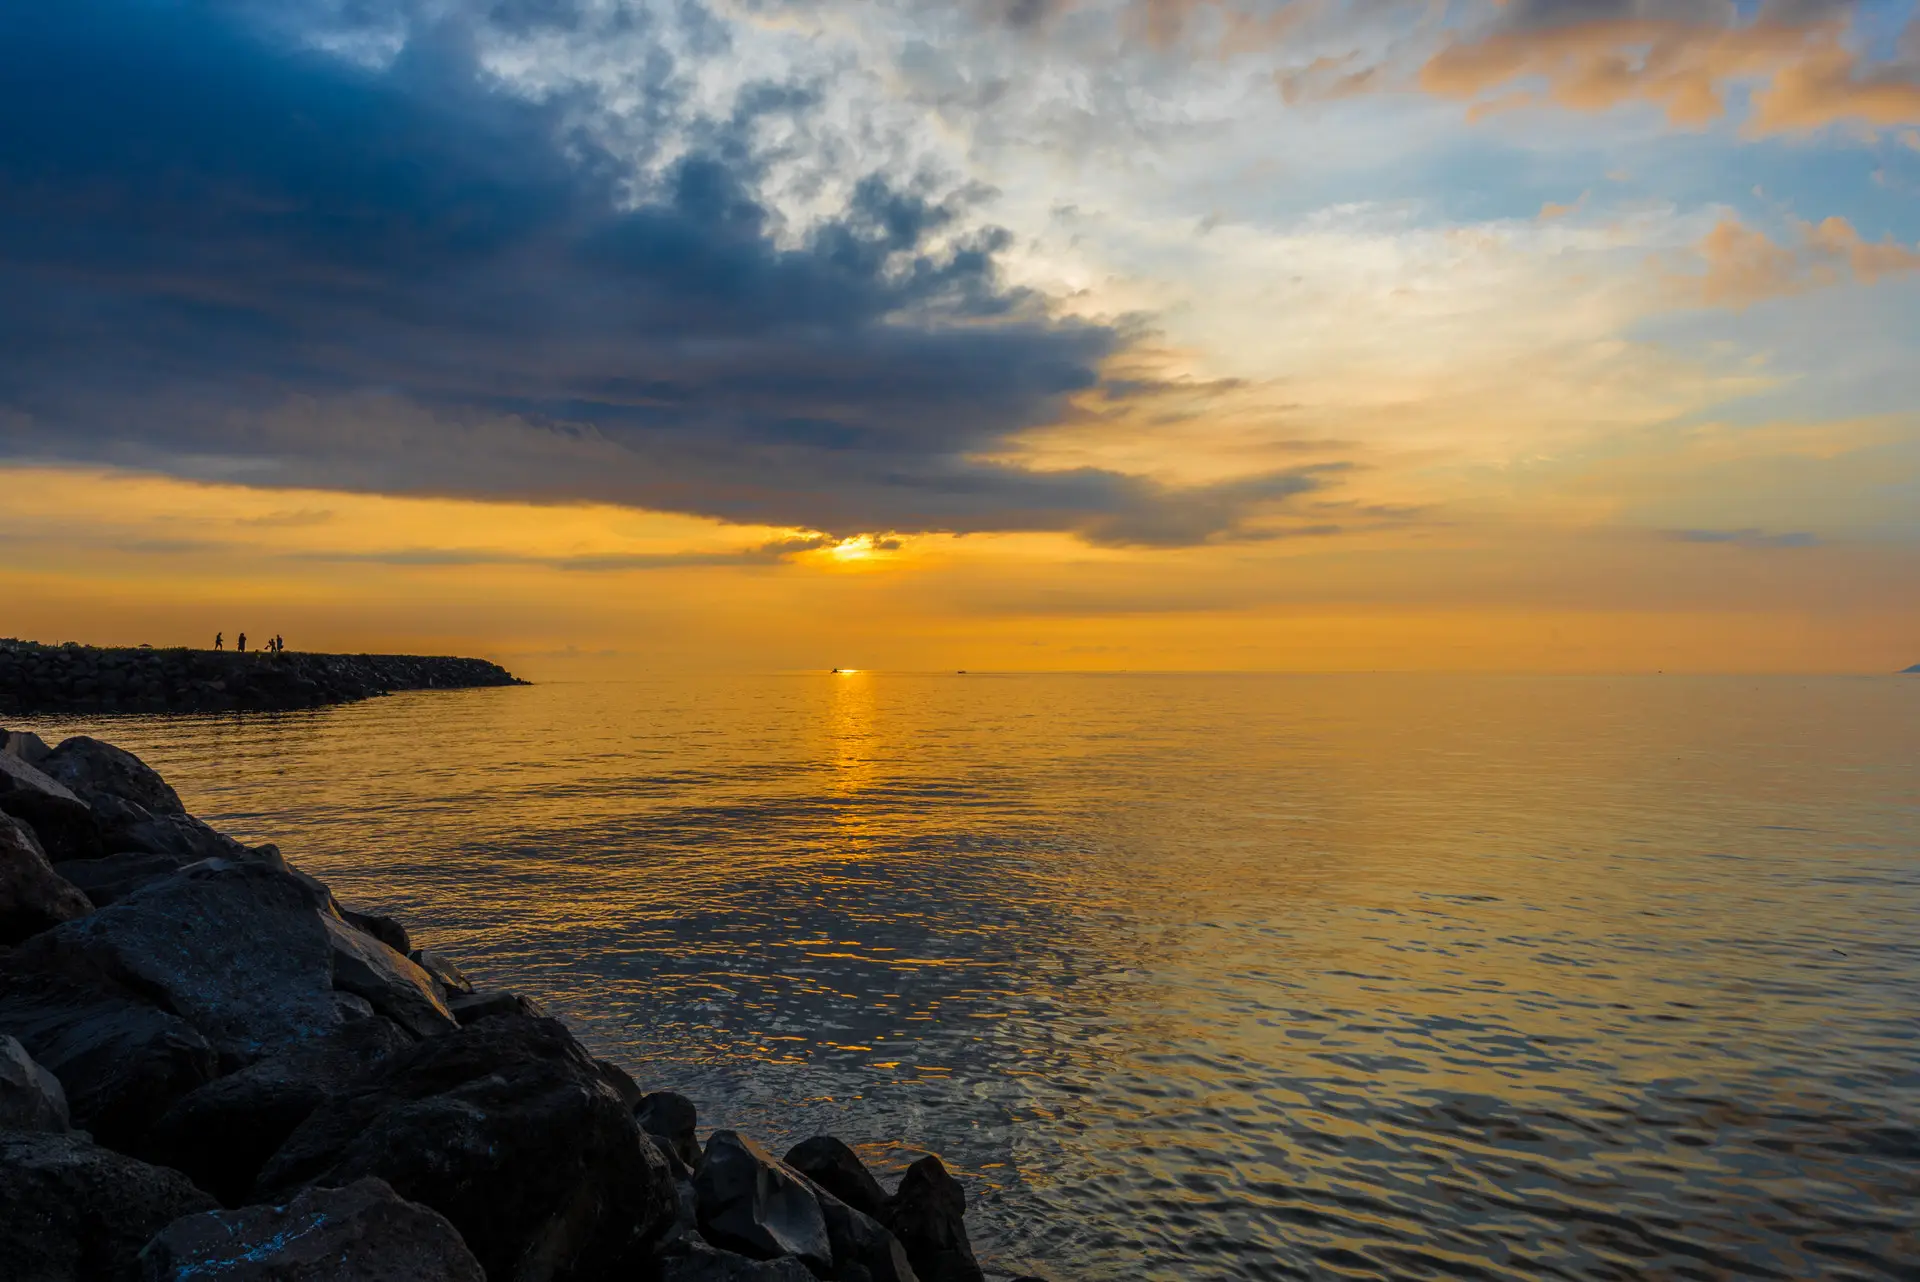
<box><xmin>2</xmin><ymin>1</ymin><xmax>1916</xmax><ymax>674</ymax></box>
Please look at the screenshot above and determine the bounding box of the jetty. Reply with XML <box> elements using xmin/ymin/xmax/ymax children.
<box><xmin>0</xmin><ymin>641</ymin><xmax>525</xmax><ymax>715</ymax></box>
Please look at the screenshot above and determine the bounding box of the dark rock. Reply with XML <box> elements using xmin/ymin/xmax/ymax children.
<box><xmin>0</xmin><ymin>748</ymin><xmax>102</xmax><ymax>862</ymax></box>
<box><xmin>17</xmin><ymin>859</ymin><xmax>344</xmax><ymax>1064</ymax></box>
<box><xmin>449</xmin><ymin>988</ymin><xmax>549</xmax><ymax>1025</ymax></box>
<box><xmin>0</xmin><ymin>1129</ymin><xmax>216</xmax><ymax>1282</ymax></box>
<box><xmin>639</xmin><ymin>1090</ymin><xmax>702</xmax><ymax>1169</ymax></box>
<box><xmin>53</xmin><ymin>850</ymin><xmax>188</xmax><ymax>908</ymax></box>
<box><xmin>0</xmin><ymin>955</ymin><xmax>218</xmax><ymax>1148</ymax></box>
<box><xmin>42</xmin><ymin>735</ymin><xmax>185</xmax><ymax>815</ymax></box>
<box><xmin>138</xmin><ymin>1177</ymin><xmax>486</xmax><ymax>1282</ymax></box>
<box><xmin>785</xmin><ymin>1136</ymin><xmax>890</xmax><ymax>1220</ymax></box>
<box><xmin>659</xmin><ymin>1237</ymin><xmax>819</xmax><ymax>1281</ymax></box>
<box><xmin>258</xmin><ymin>1016</ymin><xmax>678</xmax><ymax>1282</ymax></box>
<box><xmin>3</xmin><ymin>728</ymin><xmax>53</xmax><ymax>764</ymax></box>
<box><xmin>411</xmin><ymin>948</ymin><xmax>477</xmax><ymax>996</ymax></box>
<box><xmin>881</xmin><ymin>1158</ymin><xmax>983</xmax><ymax>1282</ymax></box>
<box><xmin>141</xmin><ymin>1018</ymin><xmax>413</xmax><ymax>1206</ymax></box>
<box><xmin>598</xmin><ymin>1056</ymin><xmax>644</xmax><ymax>1110</ymax></box>
<box><xmin>694</xmin><ymin>1130</ymin><xmax>832</xmax><ymax>1272</ymax></box>
<box><xmin>101</xmin><ymin>803</ymin><xmax>256</xmax><ymax>865</ymax></box>
<box><xmin>324</xmin><ymin>914</ymin><xmax>457</xmax><ymax>1039</ymax></box>
<box><xmin>810</xmin><ymin>1184</ymin><xmax>920</xmax><ymax>1282</ymax></box>
<box><xmin>0</xmin><ymin>1031</ymin><xmax>70</xmax><ymax>1131</ymax></box>
<box><xmin>343</xmin><ymin>906</ymin><xmax>411</xmax><ymax>955</ymax></box>
<box><xmin>0</xmin><ymin>809</ymin><xmax>92</xmax><ymax>943</ymax></box>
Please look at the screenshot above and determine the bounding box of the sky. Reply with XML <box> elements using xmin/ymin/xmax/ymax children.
<box><xmin>3</xmin><ymin>0</ymin><xmax>1918</xmax><ymax>673</ymax></box>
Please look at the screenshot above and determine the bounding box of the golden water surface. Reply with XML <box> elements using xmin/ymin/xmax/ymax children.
<box><xmin>25</xmin><ymin>674</ymin><xmax>1920</xmax><ymax>1280</ymax></box>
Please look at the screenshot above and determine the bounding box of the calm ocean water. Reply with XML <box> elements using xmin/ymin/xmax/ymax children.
<box><xmin>19</xmin><ymin>674</ymin><xmax>1920</xmax><ymax>1280</ymax></box>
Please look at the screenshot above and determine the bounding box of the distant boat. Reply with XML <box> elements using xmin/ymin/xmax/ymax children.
<box><xmin>1903</xmin><ymin>663</ymin><xmax>1920</xmax><ymax>674</ymax></box>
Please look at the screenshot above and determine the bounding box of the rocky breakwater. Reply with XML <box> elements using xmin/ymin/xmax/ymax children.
<box><xmin>0</xmin><ymin>729</ymin><xmax>1043</xmax><ymax>1282</ymax></box>
<box><xmin>0</xmin><ymin>640</ymin><xmax>526</xmax><ymax>715</ymax></box>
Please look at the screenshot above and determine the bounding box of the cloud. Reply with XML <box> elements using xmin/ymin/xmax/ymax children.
<box><xmin>286</xmin><ymin>534</ymin><xmax>839</xmax><ymax>571</ymax></box>
<box><xmin>0</xmin><ymin>0</ymin><xmax>1335</xmax><ymax>547</ymax></box>
<box><xmin>1285</xmin><ymin>0</ymin><xmax>1920</xmax><ymax>135</ymax></box>
<box><xmin>1677</xmin><ymin>213</ymin><xmax>1920</xmax><ymax>307</ymax></box>
<box><xmin>1664</xmin><ymin>526</ymin><xmax>1819</xmax><ymax>547</ymax></box>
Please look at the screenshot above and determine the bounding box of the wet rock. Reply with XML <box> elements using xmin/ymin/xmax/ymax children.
<box><xmin>137</xmin><ymin>1177</ymin><xmax>485</xmax><ymax>1282</ymax></box>
<box><xmin>0</xmin><ymin>1129</ymin><xmax>216</xmax><ymax>1282</ymax></box>
<box><xmin>411</xmin><ymin>948</ymin><xmax>476</xmax><ymax>996</ymax></box>
<box><xmin>0</xmin><ymin>956</ymin><xmax>218</xmax><ymax>1148</ymax></box>
<box><xmin>53</xmin><ymin>850</ymin><xmax>188</xmax><ymax>908</ymax></box>
<box><xmin>659</xmin><ymin>1237</ymin><xmax>819</xmax><ymax>1281</ymax></box>
<box><xmin>41</xmin><ymin>735</ymin><xmax>184</xmax><ymax>816</ymax></box>
<box><xmin>343</xmin><ymin>906</ymin><xmax>411</xmax><ymax>955</ymax></box>
<box><xmin>141</xmin><ymin>1019</ymin><xmax>412</xmax><ymax>1206</ymax></box>
<box><xmin>785</xmin><ymin>1136</ymin><xmax>890</xmax><ymax>1220</ymax></box>
<box><xmin>0</xmin><ymin>809</ymin><xmax>92</xmax><ymax>943</ymax></box>
<box><xmin>639</xmin><ymin>1090</ymin><xmax>702</xmax><ymax>1169</ymax></box>
<box><xmin>694</xmin><ymin>1130</ymin><xmax>833</xmax><ymax>1272</ymax></box>
<box><xmin>0</xmin><ymin>748</ymin><xmax>101</xmax><ymax>862</ymax></box>
<box><xmin>18</xmin><ymin>859</ymin><xmax>343</xmax><ymax>1064</ymax></box>
<box><xmin>324</xmin><ymin>914</ymin><xmax>457</xmax><ymax>1039</ymax></box>
<box><xmin>881</xmin><ymin>1157</ymin><xmax>984</xmax><ymax>1282</ymax></box>
<box><xmin>258</xmin><ymin>1016</ymin><xmax>678</xmax><ymax>1282</ymax></box>
<box><xmin>0</xmin><ymin>1031</ymin><xmax>70</xmax><ymax>1131</ymax></box>
<box><xmin>449</xmin><ymin>987</ymin><xmax>548</xmax><ymax>1024</ymax></box>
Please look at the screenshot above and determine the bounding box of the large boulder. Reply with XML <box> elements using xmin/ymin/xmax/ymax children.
<box><xmin>51</xmin><ymin>850</ymin><xmax>189</xmax><ymax>908</ymax></box>
<box><xmin>638</xmin><ymin>1090</ymin><xmax>702</xmax><ymax>1169</ymax></box>
<box><xmin>784</xmin><ymin>1136</ymin><xmax>890</xmax><ymax>1220</ymax></box>
<box><xmin>659</xmin><ymin>1238</ymin><xmax>819</xmax><ymax>1281</ymax></box>
<box><xmin>17</xmin><ymin>859</ymin><xmax>345</xmax><ymax>1065</ymax></box>
<box><xmin>450</xmin><ymin>988</ymin><xmax>548</xmax><ymax>1025</ymax></box>
<box><xmin>0</xmin><ymin>956</ymin><xmax>218</xmax><ymax>1148</ymax></box>
<box><xmin>0</xmin><ymin>1032</ymin><xmax>70</xmax><ymax>1131</ymax></box>
<box><xmin>40</xmin><ymin>735</ymin><xmax>185</xmax><ymax>816</ymax></box>
<box><xmin>694</xmin><ymin>1131</ymin><xmax>833</xmax><ymax>1272</ymax></box>
<box><xmin>138</xmin><ymin>1177</ymin><xmax>486</xmax><ymax>1282</ymax></box>
<box><xmin>809</xmin><ymin>1187</ymin><xmax>919</xmax><ymax>1282</ymax></box>
<box><xmin>880</xmin><ymin>1158</ymin><xmax>983</xmax><ymax>1282</ymax></box>
<box><xmin>0</xmin><ymin>749</ymin><xmax>101</xmax><ymax>862</ymax></box>
<box><xmin>258</xmin><ymin>1016</ymin><xmax>678</xmax><ymax>1282</ymax></box>
<box><xmin>0</xmin><ymin>809</ymin><xmax>92</xmax><ymax>943</ymax></box>
<box><xmin>2</xmin><ymin>728</ymin><xmax>54</xmax><ymax>764</ymax></box>
<box><xmin>0</xmin><ymin>1130</ymin><xmax>216</xmax><ymax>1282</ymax></box>
<box><xmin>323</xmin><ymin>914</ymin><xmax>457</xmax><ymax>1039</ymax></box>
<box><xmin>102</xmin><ymin>806</ymin><xmax>255</xmax><ymax>865</ymax></box>
<box><xmin>141</xmin><ymin>1018</ymin><xmax>413</xmax><ymax>1206</ymax></box>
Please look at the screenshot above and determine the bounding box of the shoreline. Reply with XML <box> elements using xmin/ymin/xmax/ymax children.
<box><xmin>0</xmin><ymin>729</ymin><xmax>1029</xmax><ymax>1281</ymax></box>
<box><xmin>0</xmin><ymin>640</ymin><xmax>526</xmax><ymax>715</ymax></box>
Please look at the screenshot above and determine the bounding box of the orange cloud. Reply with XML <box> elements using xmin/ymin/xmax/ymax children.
<box><xmin>1679</xmin><ymin>214</ymin><xmax>1920</xmax><ymax>308</ymax></box>
<box><xmin>1283</xmin><ymin>10</ymin><xmax>1920</xmax><ymax>135</ymax></box>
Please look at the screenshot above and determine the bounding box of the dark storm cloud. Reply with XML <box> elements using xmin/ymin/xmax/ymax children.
<box><xmin>0</xmin><ymin>0</ymin><xmax>1331</xmax><ymax>544</ymax></box>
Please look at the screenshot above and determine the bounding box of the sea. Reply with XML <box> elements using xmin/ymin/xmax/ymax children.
<box><xmin>20</xmin><ymin>673</ymin><xmax>1920</xmax><ymax>1280</ymax></box>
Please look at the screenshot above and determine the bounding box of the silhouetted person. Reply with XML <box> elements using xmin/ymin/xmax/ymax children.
<box><xmin>214</xmin><ymin>632</ymin><xmax>223</xmax><ymax>651</ymax></box>
<box><xmin>275</xmin><ymin>634</ymin><xmax>285</xmax><ymax>654</ymax></box>
<box><xmin>237</xmin><ymin>632</ymin><xmax>247</xmax><ymax>653</ymax></box>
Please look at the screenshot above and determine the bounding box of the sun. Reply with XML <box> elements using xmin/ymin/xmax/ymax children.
<box><xmin>830</xmin><ymin>536</ymin><xmax>876</xmax><ymax>561</ymax></box>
